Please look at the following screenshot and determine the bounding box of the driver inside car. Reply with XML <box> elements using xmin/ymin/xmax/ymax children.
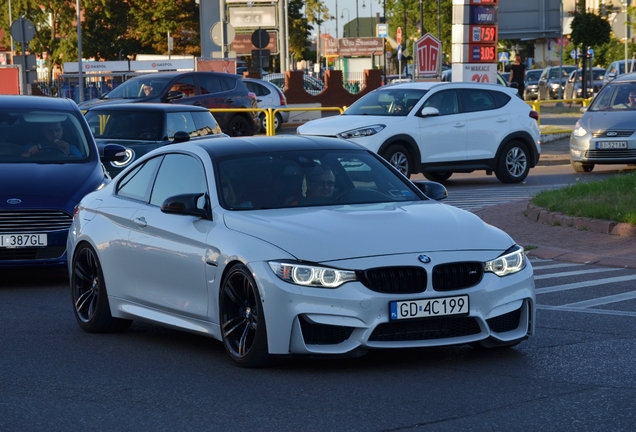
<box><xmin>21</xmin><ymin>122</ymin><xmax>82</xmax><ymax>158</ymax></box>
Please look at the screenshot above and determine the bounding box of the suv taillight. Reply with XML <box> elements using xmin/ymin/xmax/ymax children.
<box><xmin>529</xmin><ymin>110</ymin><xmax>539</xmax><ymax>122</ymax></box>
<box><xmin>247</xmin><ymin>91</ymin><xmax>257</xmax><ymax>101</ymax></box>
<box><xmin>276</xmin><ymin>88</ymin><xmax>287</xmax><ymax>106</ymax></box>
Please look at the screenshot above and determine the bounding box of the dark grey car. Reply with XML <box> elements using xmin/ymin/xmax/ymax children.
<box><xmin>564</xmin><ymin>68</ymin><xmax>606</xmax><ymax>99</ymax></box>
<box><xmin>570</xmin><ymin>72</ymin><xmax>636</xmax><ymax>172</ymax></box>
<box><xmin>78</xmin><ymin>72</ymin><xmax>260</xmax><ymax>137</ymax></box>
<box><xmin>537</xmin><ymin>65</ymin><xmax>577</xmax><ymax>100</ymax></box>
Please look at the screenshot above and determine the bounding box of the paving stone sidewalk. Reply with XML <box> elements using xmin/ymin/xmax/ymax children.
<box><xmin>474</xmin><ymin>199</ymin><xmax>636</xmax><ymax>269</ymax></box>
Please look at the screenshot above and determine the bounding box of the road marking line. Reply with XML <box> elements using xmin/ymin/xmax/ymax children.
<box><xmin>534</xmin><ymin>267</ymin><xmax>623</xmax><ymax>280</ymax></box>
<box><xmin>536</xmin><ymin>274</ymin><xmax>636</xmax><ymax>294</ymax></box>
<box><xmin>562</xmin><ymin>290</ymin><xmax>636</xmax><ymax>308</ymax></box>
<box><xmin>531</xmin><ymin>262</ymin><xmax>584</xmax><ymax>270</ymax></box>
<box><xmin>537</xmin><ymin>304</ymin><xmax>636</xmax><ymax>318</ymax></box>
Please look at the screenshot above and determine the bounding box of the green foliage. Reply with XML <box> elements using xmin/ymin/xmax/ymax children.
<box><xmin>532</xmin><ymin>172</ymin><xmax>636</xmax><ymax>225</ymax></box>
<box><xmin>570</xmin><ymin>11</ymin><xmax>611</xmax><ymax>49</ymax></box>
<box><xmin>288</xmin><ymin>0</ymin><xmax>312</xmax><ymax>60</ymax></box>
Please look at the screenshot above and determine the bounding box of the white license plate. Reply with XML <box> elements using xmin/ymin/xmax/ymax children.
<box><xmin>389</xmin><ymin>295</ymin><xmax>469</xmax><ymax>320</ymax></box>
<box><xmin>596</xmin><ymin>141</ymin><xmax>627</xmax><ymax>149</ymax></box>
<box><xmin>0</xmin><ymin>234</ymin><xmax>47</xmax><ymax>248</ymax></box>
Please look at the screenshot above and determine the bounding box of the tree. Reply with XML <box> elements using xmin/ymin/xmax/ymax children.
<box><xmin>288</xmin><ymin>0</ymin><xmax>312</xmax><ymax>62</ymax></box>
<box><xmin>570</xmin><ymin>9</ymin><xmax>611</xmax><ymax>50</ymax></box>
<box><xmin>82</xmin><ymin>0</ymin><xmax>142</xmax><ymax>61</ymax></box>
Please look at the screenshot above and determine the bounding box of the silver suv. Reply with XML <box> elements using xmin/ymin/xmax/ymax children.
<box><xmin>570</xmin><ymin>72</ymin><xmax>636</xmax><ymax>172</ymax></box>
<box><xmin>297</xmin><ymin>81</ymin><xmax>541</xmax><ymax>183</ymax></box>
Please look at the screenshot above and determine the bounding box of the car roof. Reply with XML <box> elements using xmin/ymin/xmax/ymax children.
<box><xmin>383</xmin><ymin>81</ymin><xmax>512</xmax><ymax>92</ymax></box>
<box><xmin>174</xmin><ymin>135</ymin><xmax>365</xmax><ymax>158</ymax></box>
<box><xmin>83</xmin><ymin>103</ymin><xmax>212</xmax><ymax>113</ymax></box>
<box><xmin>611</xmin><ymin>71</ymin><xmax>636</xmax><ymax>82</ymax></box>
<box><xmin>128</xmin><ymin>71</ymin><xmax>238</xmax><ymax>81</ymax></box>
<box><xmin>0</xmin><ymin>95</ymin><xmax>81</xmax><ymax>111</ymax></box>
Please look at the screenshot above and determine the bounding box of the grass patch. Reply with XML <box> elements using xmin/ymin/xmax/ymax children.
<box><xmin>540</xmin><ymin>125</ymin><xmax>572</xmax><ymax>134</ymax></box>
<box><xmin>532</xmin><ymin>171</ymin><xmax>636</xmax><ymax>225</ymax></box>
<box><xmin>532</xmin><ymin>103</ymin><xmax>586</xmax><ymax>116</ymax></box>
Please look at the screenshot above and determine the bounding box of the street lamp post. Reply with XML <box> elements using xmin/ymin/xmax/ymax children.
<box><xmin>341</xmin><ymin>8</ymin><xmax>350</xmax><ymax>37</ymax></box>
<box><xmin>336</xmin><ymin>0</ymin><xmax>339</xmax><ymax>39</ymax></box>
<box><xmin>623</xmin><ymin>0</ymin><xmax>630</xmax><ymax>70</ymax></box>
<box><xmin>355</xmin><ymin>0</ymin><xmax>359</xmax><ymax>37</ymax></box>
<box><xmin>76</xmin><ymin>0</ymin><xmax>84</xmax><ymax>103</ymax></box>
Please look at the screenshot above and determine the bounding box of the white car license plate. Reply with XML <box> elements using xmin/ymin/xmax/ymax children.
<box><xmin>389</xmin><ymin>295</ymin><xmax>469</xmax><ymax>320</ymax></box>
<box><xmin>0</xmin><ymin>234</ymin><xmax>47</xmax><ymax>248</ymax></box>
<box><xmin>595</xmin><ymin>141</ymin><xmax>627</xmax><ymax>149</ymax></box>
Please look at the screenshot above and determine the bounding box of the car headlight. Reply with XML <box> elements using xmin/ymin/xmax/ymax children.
<box><xmin>572</xmin><ymin>121</ymin><xmax>588</xmax><ymax>137</ymax></box>
<box><xmin>484</xmin><ymin>245</ymin><xmax>526</xmax><ymax>277</ymax></box>
<box><xmin>550</xmin><ymin>83</ymin><xmax>561</xmax><ymax>89</ymax></box>
<box><xmin>337</xmin><ymin>125</ymin><xmax>385</xmax><ymax>139</ymax></box>
<box><xmin>269</xmin><ymin>261</ymin><xmax>357</xmax><ymax>288</ymax></box>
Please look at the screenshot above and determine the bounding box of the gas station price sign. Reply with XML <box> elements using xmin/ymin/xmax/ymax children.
<box><xmin>469</xmin><ymin>44</ymin><xmax>497</xmax><ymax>62</ymax></box>
<box><xmin>469</xmin><ymin>25</ymin><xmax>497</xmax><ymax>43</ymax></box>
<box><xmin>469</xmin><ymin>0</ymin><xmax>497</xmax><ymax>4</ymax></box>
<box><xmin>470</xmin><ymin>7</ymin><xmax>497</xmax><ymax>25</ymax></box>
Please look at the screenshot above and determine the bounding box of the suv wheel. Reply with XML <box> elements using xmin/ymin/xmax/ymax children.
<box><xmin>260</xmin><ymin>112</ymin><xmax>282</xmax><ymax>133</ymax></box>
<box><xmin>571</xmin><ymin>161</ymin><xmax>595</xmax><ymax>173</ymax></box>
<box><xmin>423</xmin><ymin>172</ymin><xmax>453</xmax><ymax>182</ymax></box>
<box><xmin>495</xmin><ymin>140</ymin><xmax>530</xmax><ymax>183</ymax></box>
<box><xmin>228</xmin><ymin>116</ymin><xmax>253</xmax><ymax>137</ymax></box>
<box><xmin>382</xmin><ymin>144</ymin><xmax>411</xmax><ymax>178</ymax></box>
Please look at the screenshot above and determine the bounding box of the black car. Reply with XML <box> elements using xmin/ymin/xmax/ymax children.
<box><xmin>78</xmin><ymin>72</ymin><xmax>260</xmax><ymax>137</ymax></box>
<box><xmin>564</xmin><ymin>67</ymin><xmax>606</xmax><ymax>99</ymax></box>
<box><xmin>84</xmin><ymin>104</ymin><xmax>226</xmax><ymax>177</ymax></box>
<box><xmin>523</xmin><ymin>69</ymin><xmax>543</xmax><ymax>101</ymax></box>
<box><xmin>537</xmin><ymin>65</ymin><xmax>577</xmax><ymax>100</ymax></box>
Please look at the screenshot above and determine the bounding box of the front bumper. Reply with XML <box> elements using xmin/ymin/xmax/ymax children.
<box><xmin>253</xmin><ymin>251</ymin><xmax>536</xmax><ymax>356</ymax></box>
<box><xmin>570</xmin><ymin>134</ymin><xmax>636</xmax><ymax>165</ymax></box>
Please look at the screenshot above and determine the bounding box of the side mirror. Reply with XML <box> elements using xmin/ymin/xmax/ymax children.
<box><xmin>419</xmin><ymin>107</ymin><xmax>440</xmax><ymax>117</ymax></box>
<box><xmin>172</xmin><ymin>131</ymin><xmax>191</xmax><ymax>143</ymax></box>
<box><xmin>411</xmin><ymin>180</ymin><xmax>448</xmax><ymax>201</ymax></box>
<box><xmin>101</xmin><ymin>143</ymin><xmax>128</xmax><ymax>162</ymax></box>
<box><xmin>166</xmin><ymin>90</ymin><xmax>184</xmax><ymax>101</ymax></box>
<box><xmin>161</xmin><ymin>193</ymin><xmax>209</xmax><ymax>218</ymax></box>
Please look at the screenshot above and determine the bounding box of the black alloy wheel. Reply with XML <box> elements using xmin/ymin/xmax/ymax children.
<box><xmin>227</xmin><ymin>116</ymin><xmax>253</xmax><ymax>137</ymax></box>
<box><xmin>220</xmin><ymin>264</ymin><xmax>270</xmax><ymax>367</ymax></box>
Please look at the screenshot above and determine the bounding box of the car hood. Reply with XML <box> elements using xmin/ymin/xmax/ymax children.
<box><xmin>579</xmin><ymin>110</ymin><xmax>636</xmax><ymax>131</ymax></box>
<box><xmin>223</xmin><ymin>201</ymin><xmax>513</xmax><ymax>262</ymax></box>
<box><xmin>297</xmin><ymin>115</ymin><xmax>407</xmax><ymax>136</ymax></box>
<box><xmin>0</xmin><ymin>162</ymin><xmax>103</xmax><ymax>210</ymax></box>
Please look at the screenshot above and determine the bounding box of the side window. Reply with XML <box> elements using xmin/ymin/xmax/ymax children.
<box><xmin>116</xmin><ymin>156</ymin><xmax>163</xmax><ymax>202</ymax></box>
<box><xmin>198</xmin><ymin>75</ymin><xmax>223</xmax><ymax>95</ymax></box>
<box><xmin>150</xmin><ymin>154</ymin><xmax>208</xmax><ymax>208</ymax></box>
<box><xmin>170</xmin><ymin>76</ymin><xmax>196</xmax><ymax>98</ymax></box>
<box><xmin>422</xmin><ymin>90</ymin><xmax>458</xmax><ymax>116</ymax></box>
<box><xmin>221</xmin><ymin>76</ymin><xmax>238</xmax><ymax>91</ymax></box>
<box><xmin>166</xmin><ymin>112</ymin><xmax>197</xmax><ymax>138</ymax></box>
<box><xmin>246</xmin><ymin>82</ymin><xmax>268</xmax><ymax>97</ymax></box>
<box><xmin>489</xmin><ymin>90</ymin><xmax>511</xmax><ymax>109</ymax></box>
<box><xmin>191</xmin><ymin>111</ymin><xmax>220</xmax><ymax>136</ymax></box>
<box><xmin>459</xmin><ymin>89</ymin><xmax>496</xmax><ymax>113</ymax></box>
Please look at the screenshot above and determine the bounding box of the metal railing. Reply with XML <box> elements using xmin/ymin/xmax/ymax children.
<box><xmin>525</xmin><ymin>98</ymin><xmax>592</xmax><ymax>127</ymax></box>
<box><xmin>208</xmin><ymin>106</ymin><xmax>346</xmax><ymax>136</ymax></box>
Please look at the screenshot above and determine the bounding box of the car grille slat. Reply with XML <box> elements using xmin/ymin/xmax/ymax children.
<box><xmin>299</xmin><ymin>316</ymin><xmax>354</xmax><ymax>345</ymax></box>
<box><xmin>432</xmin><ymin>262</ymin><xmax>483</xmax><ymax>291</ymax></box>
<box><xmin>591</xmin><ymin>130</ymin><xmax>635</xmax><ymax>138</ymax></box>
<box><xmin>486</xmin><ymin>307</ymin><xmax>522</xmax><ymax>333</ymax></box>
<box><xmin>369</xmin><ymin>317</ymin><xmax>481</xmax><ymax>341</ymax></box>
<box><xmin>0</xmin><ymin>246</ymin><xmax>65</xmax><ymax>261</ymax></box>
<box><xmin>0</xmin><ymin>210</ymin><xmax>72</xmax><ymax>233</ymax></box>
<box><xmin>585</xmin><ymin>149</ymin><xmax>636</xmax><ymax>159</ymax></box>
<box><xmin>357</xmin><ymin>266</ymin><xmax>427</xmax><ymax>294</ymax></box>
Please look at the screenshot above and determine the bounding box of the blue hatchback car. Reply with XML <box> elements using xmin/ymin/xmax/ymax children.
<box><xmin>0</xmin><ymin>96</ymin><xmax>124</xmax><ymax>267</ymax></box>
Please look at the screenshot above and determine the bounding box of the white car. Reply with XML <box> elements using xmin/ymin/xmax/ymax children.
<box><xmin>68</xmin><ymin>135</ymin><xmax>535</xmax><ymax>367</ymax></box>
<box><xmin>297</xmin><ymin>81</ymin><xmax>541</xmax><ymax>183</ymax></box>
<box><xmin>243</xmin><ymin>77</ymin><xmax>290</xmax><ymax>132</ymax></box>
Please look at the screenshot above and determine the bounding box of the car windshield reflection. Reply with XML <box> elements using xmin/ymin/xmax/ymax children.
<box><xmin>216</xmin><ymin>149</ymin><xmax>422</xmax><ymax>210</ymax></box>
<box><xmin>343</xmin><ymin>89</ymin><xmax>427</xmax><ymax>117</ymax></box>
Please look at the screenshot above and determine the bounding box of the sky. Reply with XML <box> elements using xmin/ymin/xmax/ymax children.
<box><xmin>317</xmin><ymin>0</ymin><xmax>381</xmax><ymax>39</ymax></box>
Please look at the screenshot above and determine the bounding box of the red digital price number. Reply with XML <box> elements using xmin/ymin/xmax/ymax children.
<box><xmin>470</xmin><ymin>25</ymin><xmax>497</xmax><ymax>43</ymax></box>
<box><xmin>470</xmin><ymin>0</ymin><xmax>497</xmax><ymax>4</ymax></box>
<box><xmin>470</xmin><ymin>44</ymin><xmax>496</xmax><ymax>62</ymax></box>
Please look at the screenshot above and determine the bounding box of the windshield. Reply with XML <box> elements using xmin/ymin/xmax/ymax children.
<box><xmin>85</xmin><ymin>110</ymin><xmax>165</xmax><ymax>140</ymax></box>
<box><xmin>589</xmin><ymin>81</ymin><xmax>636</xmax><ymax>111</ymax></box>
<box><xmin>549</xmin><ymin>67</ymin><xmax>576</xmax><ymax>79</ymax></box>
<box><xmin>574</xmin><ymin>70</ymin><xmax>606</xmax><ymax>81</ymax></box>
<box><xmin>216</xmin><ymin>149</ymin><xmax>423</xmax><ymax>210</ymax></box>
<box><xmin>526</xmin><ymin>70</ymin><xmax>542</xmax><ymax>80</ymax></box>
<box><xmin>343</xmin><ymin>88</ymin><xmax>427</xmax><ymax>116</ymax></box>
<box><xmin>0</xmin><ymin>109</ymin><xmax>92</xmax><ymax>163</ymax></box>
<box><xmin>102</xmin><ymin>77</ymin><xmax>172</xmax><ymax>99</ymax></box>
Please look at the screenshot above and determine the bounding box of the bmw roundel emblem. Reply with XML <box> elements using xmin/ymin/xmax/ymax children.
<box><xmin>418</xmin><ymin>254</ymin><xmax>431</xmax><ymax>264</ymax></box>
<box><xmin>7</xmin><ymin>198</ymin><xmax>21</xmax><ymax>205</ymax></box>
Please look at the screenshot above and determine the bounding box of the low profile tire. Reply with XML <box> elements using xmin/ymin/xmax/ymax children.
<box><xmin>495</xmin><ymin>140</ymin><xmax>530</xmax><ymax>183</ymax></box>
<box><xmin>382</xmin><ymin>144</ymin><xmax>411</xmax><ymax>178</ymax></box>
<box><xmin>571</xmin><ymin>161</ymin><xmax>595</xmax><ymax>173</ymax></box>
<box><xmin>220</xmin><ymin>264</ymin><xmax>270</xmax><ymax>368</ymax></box>
<box><xmin>227</xmin><ymin>116</ymin><xmax>253</xmax><ymax>137</ymax></box>
<box><xmin>423</xmin><ymin>172</ymin><xmax>453</xmax><ymax>182</ymax></box>
<box><xmin>71</xmin><ymin>243</ymin><xmax>132</xmax><ymax>333</ymax></box>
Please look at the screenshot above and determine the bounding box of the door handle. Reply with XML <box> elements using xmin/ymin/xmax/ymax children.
<box><xmin>225</xmin><ymin>98</ymin><xmax>235</xmax><ymax>104</ymax></box>
<box><xmin>453</xmin><ymin>122</ymin><xmax>465</xmax><ymax>128</ymax></box>
<box><xmin>133</xmin><ymin>217</ymin><xmax>147</xmax><ymax>228</ymax></box>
